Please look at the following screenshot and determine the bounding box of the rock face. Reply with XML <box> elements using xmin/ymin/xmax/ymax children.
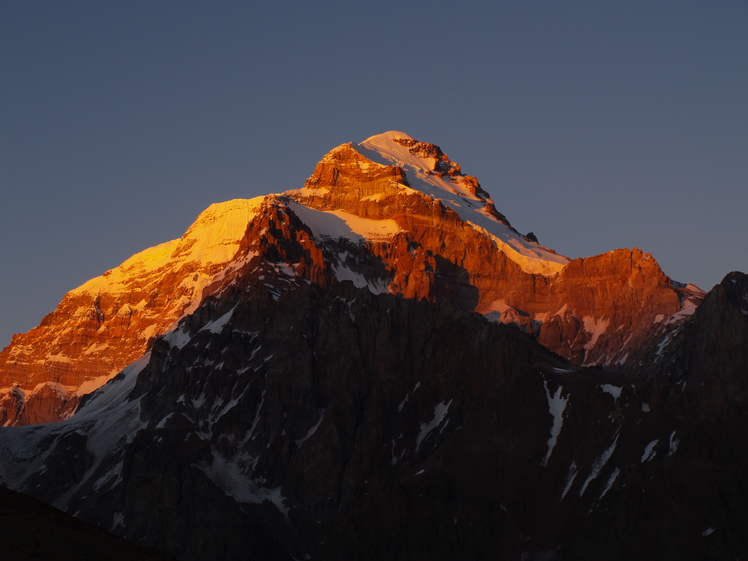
<box><xmin>0</xmin><ymin>268</ymin><xmax>745</xmax><ymax>561</ymax></box>
<box><xmin>0</xmin><ymin>131</ymin><xmax>704</xmax><ymax>428</ymax></box>
<box><xmin>283</xmin><ymin>134</ymin><xmax>703</xmax><ymax>368</ymax></box>
<box><xmin>0</xmin><ymin>198</ymin><xmax>265</xmax><ymax>425</ymax></box>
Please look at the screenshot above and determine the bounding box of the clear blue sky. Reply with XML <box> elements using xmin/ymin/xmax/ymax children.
<box><xmin>2</xmin><ymin>1</ymin><xmax>747</xmax><ymax>348</ymax></box>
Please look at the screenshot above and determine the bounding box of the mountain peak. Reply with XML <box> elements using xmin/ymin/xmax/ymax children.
<box><xmin>0</xmin><ymin>131</ymin><xmax>700</xmax><ymax>426</ymax></box>
<box><xmin>358</xmin><ymin>131</ymin><xmax>492</xmax><ymax>207</ymax></box>
<box><xmin>355</xmin><ymin>132</ymin><xmax>570</xmax><ymax>275</ymax></box>
<box><xmin>289</xmin><ymin>132</ymin><xmax>569</xmax><ymax>275</ymax></box>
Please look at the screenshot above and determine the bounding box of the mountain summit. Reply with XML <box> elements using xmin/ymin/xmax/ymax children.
<box><xmin>0</xmin><ymin>132</ymin><xmax>701</xmax><ymax>425</ymax></box>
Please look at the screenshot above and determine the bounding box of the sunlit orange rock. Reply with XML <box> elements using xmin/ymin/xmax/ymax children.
<box><xmin>285</xmin><ymin>137</ymin><xmax>704</xmax><ymax>368</ymax></box>
<box><xmin>0</xmin><ymin>132</ymin><xmax>704</xmax><ymax>425</ymax></box>
<box><xmin>0</xmin><ymin>199</ymin><xmax>265</xmax><ymax>425</ymax></box>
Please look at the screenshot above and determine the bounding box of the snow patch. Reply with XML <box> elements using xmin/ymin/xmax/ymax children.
<box><xmin>45</xmin><ymin>353</ymin><xmax>71</xmax><ymax>363</ymax></box>
<box><xmin>665</xmin><ymin>299</ymin><xmax>699</xmax><ymax>325</ymax></box>
<box><xmin>287</xmin><ymin>200</ymin><xmax>401</xmax><ymax>242</ymax></box>
<box><xmin>238</xmin><ymin>390</ymin><xmax>267</xmax><ymax>447</ymax></box>
<box><xmin>192</xmin><ymin>392</ymin><xmax>206</xmax><ymax>409</ymax></box>
<box><xmin>583</xmin><ymin>317</ymin><xmax>610</xmax><ymax>350</ymax></box>
<box><xmin>156</xmin><ymin>413</ymin><xmax>176</xmax><ymax>429</ymax></box>
<box><xmin>599</xmin><ymin>384</ymin><xmax>622</xmax><ymax>401</ymax></box>
<box><xmin>542</xmin><ymin>382</ymin><xmax>569</xmax><ymax>467</ymax></box>
<box><xmin>668</xmin><ymin>431</ymin><xmax>679</xmax><ymax>456</ymax></box>
<box><xmin>331</xmin><ymin>263</ymin><xmax>389</xmax><ymax>295</ymax></box>
<box><xmin>201</xmin><ymin>305</ymin><xmax>237</xmax><ymax>334</ymax></box>
<box><xmin>599</xmin><ymin>467</ymin><xmax>620</xmax><ymax>499</ymax></box>
<box><xmin>82</xmin><ymin>342</ymin><xmax>111</xmax><ymax>356</ymax></box>
<box><xmin>163</xmin><ymin>324</ymin><xmax>192</xmax><ymax>350</ymax></box>
<box><xmin>200</xmin><ymin>451</ymin><xmax>288</xmax><ymax>517</ymax></box>
<box><xmin>93</xmin><ymin>462</ymin><xmax>123</xmax><ymax>493</ymax></box>
<box><xmin>656</xmin><ymin>331</ymin><xmax>676</xmax><ymax>357</ymax></box>
<box><xmin>561</xmin><ymin>462</ymin><xmax>578</xmax><ymax>500</ymax></box>
<box><xmin>295</xmin><ymin>409</ymin><xmax>325</xmax><ymax>448</ymax></box>
<box><xmin>579</xmin><ymin>434</ymin><xmax>619</xmax><ymax>497</ymax></box>
<box><xmin>210</xmin><ymin>386</ymin><xmax>250</xmax><ymax>429</ymax></box>
<box><xmin>641</xmin><ymin>439</ymin><xmax>659</xmax><ymax>462</ymax></box>
<box><xmin>415</xmin><ymin>400</ymin><xmax>452</xmax><ymax>452</ymax></box>
<box><xmin>398</xmin><ymin>382</ymin><xmax>421</xmax><ymax>413</ymax></box>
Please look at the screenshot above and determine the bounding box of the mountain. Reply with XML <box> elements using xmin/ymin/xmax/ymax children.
<box><xmin>0</xmin><ymin>132</ymin><xmax>702</xmax><ymax>426</ymax></box>
<box><xmin>0</xmin><ymin>132</ymin><xmax>745</xmax><ymax>560</ymax></box>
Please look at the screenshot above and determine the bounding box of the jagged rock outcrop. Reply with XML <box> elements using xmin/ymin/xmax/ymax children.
<box><xmin>533</xmin><ymin>248</ymin><xmax>703</xmax><ymax>366</ymax></box>
<box><xmin>635</xmin><ymin>271</ymin><xmax>748</xmax><ymax>417</ymax></box>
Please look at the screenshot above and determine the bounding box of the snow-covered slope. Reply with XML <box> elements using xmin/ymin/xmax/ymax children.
<box><xmin>286</xmin><ymin>200</ymin><xmax>403</xmax><ymax>242</ymax></box>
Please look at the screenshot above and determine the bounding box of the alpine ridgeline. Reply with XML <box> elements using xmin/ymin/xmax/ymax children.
<box><xmin>0</xmin><ymin>132</ymin><xmax>702</xmax><ymax>425</ymax></box>
<box><xmin>1</xmin><ymin>132</ymin><xmax>744</xmax><ymax>561</ymax></box>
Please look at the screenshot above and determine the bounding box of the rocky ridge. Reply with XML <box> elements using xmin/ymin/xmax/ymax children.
<box><xmin>636</xmin><ymin>271</ymin><xmax>748</xmax><ymax>415</ymax></box>
<box><xmin>0</xmin><ymin>198</ymin><xmax>264</xmax><ymax>424</ymax></box>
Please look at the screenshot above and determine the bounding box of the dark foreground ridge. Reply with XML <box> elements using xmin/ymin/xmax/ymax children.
<box><xmin>0</xmin><ymin>484</ymin><xmax>176</xmax><ymax>561</ymax></box>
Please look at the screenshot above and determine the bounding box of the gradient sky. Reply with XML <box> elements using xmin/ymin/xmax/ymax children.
<box><xmin>2</xmin><ymin>1</ymin><xmax>747</xmax><ymax>348</ymax></box>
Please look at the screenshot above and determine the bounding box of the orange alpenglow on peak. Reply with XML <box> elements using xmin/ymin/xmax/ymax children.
<box><xmin>0</xmin><ymin>198</ymin><xmax>266</xmax><ymax>425</ymax></box>
<box><xmin>0</xmin><ymin>132</ymin><xmax>703</xmax><ymax>425</ymax></box>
